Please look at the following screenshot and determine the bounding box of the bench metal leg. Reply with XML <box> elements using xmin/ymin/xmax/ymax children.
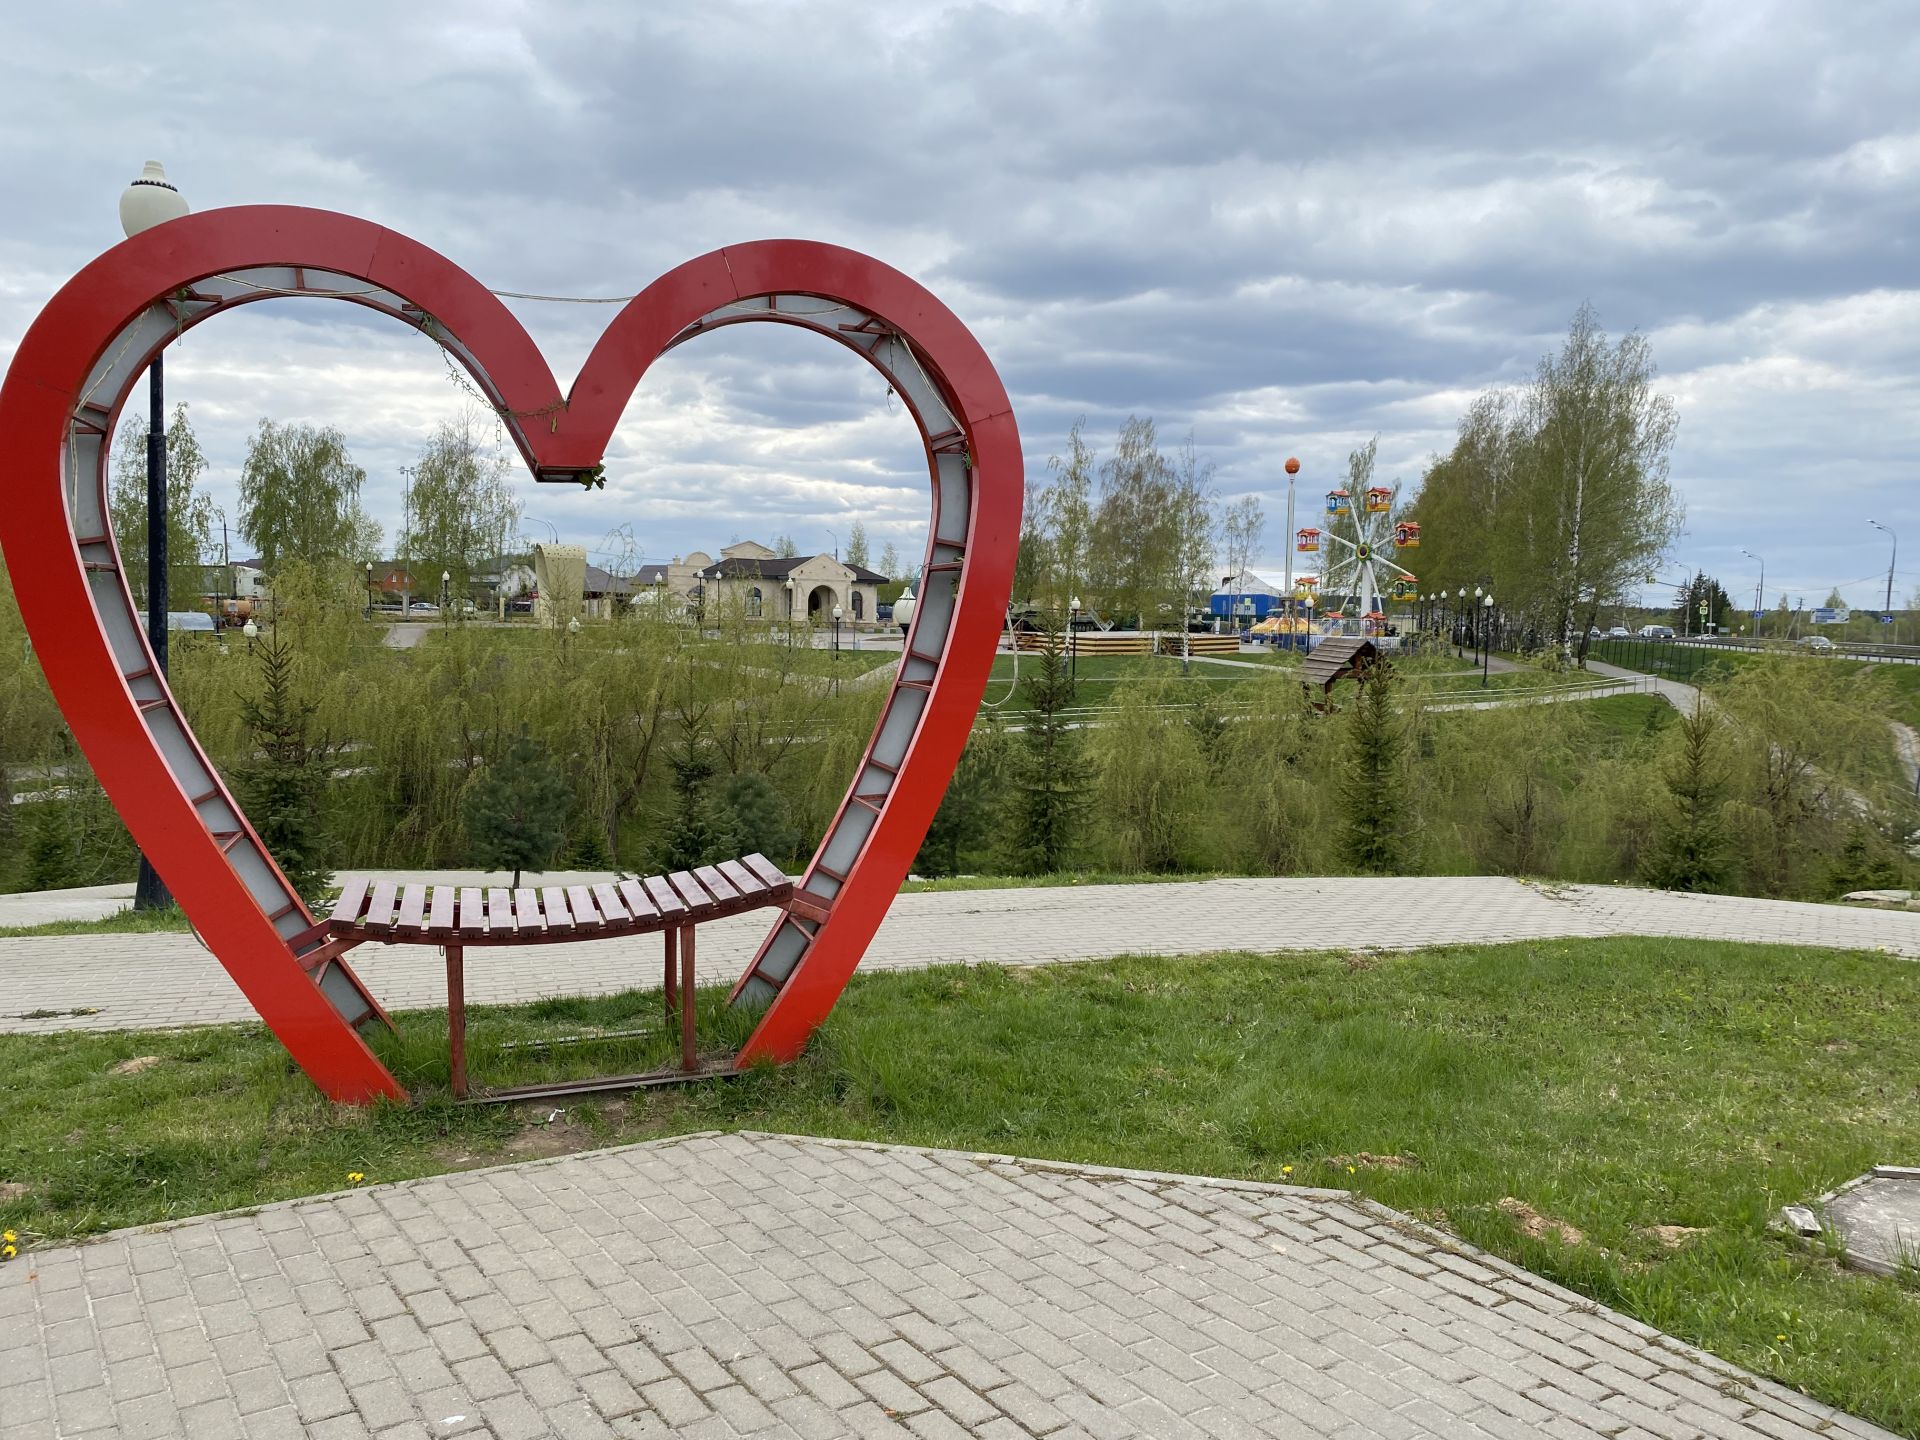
<box><xmin>445</xmin><ymin>944</ymin><xmax>468</xmax><ymax>1100</ymax></box>
<box><xmin>680</xmin><ymin>924</ymin><xmax>696</xmax><ymax>1072</ymax></box>
<box><xmin>663</xmin><ymin>927</ymin><xmax>679</xmax><ymax>1024</ymax></box>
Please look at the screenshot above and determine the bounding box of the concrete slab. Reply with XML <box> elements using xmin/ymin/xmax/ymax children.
<box><xmin>1824</xmin><ymin>1167</ymin><xmax>1920</xmax><ymax>1278</ymax></box>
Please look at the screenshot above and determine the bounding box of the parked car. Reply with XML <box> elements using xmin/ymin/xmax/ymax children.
<box><xmin>1637</xmin><ymin>625</ymin><xmax>1676</xmax><ymax>639</ymax></box>
<box><xmin>1796</xmin><ymin>634</ymin><xmax>1836</xmax><ymax>652</ymax></box>
<box><xmin>1606</xmin><ymin>626</ymin><xmax>1632</xmax><ymax>639</ymax></box>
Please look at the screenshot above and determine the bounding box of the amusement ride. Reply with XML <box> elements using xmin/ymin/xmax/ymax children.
<box><xmin>1292</xmin><ymin>473</ymin><xmax>1421</xmax><ymax>635</ymax></box>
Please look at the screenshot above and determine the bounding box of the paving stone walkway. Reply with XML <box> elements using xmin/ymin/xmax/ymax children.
<box><xmin>0</xmin><ymin>1132</ymin><xmax>1894</xmax><ymax>1440</ymax></box>
<box><xmin>3</xmin><ymin>876</ymin><xmax>1916</xmax><ymax>1035</ymax></box>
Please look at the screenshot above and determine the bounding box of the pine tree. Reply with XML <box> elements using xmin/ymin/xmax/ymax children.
<box><xmin>1012</xmin><ymin>617</ymin><xmax>1090</xmax><ymax>873</ymax></box>
<box><xmin>657</xmin><ymin>728</ymin><xmax>733</xmax><ymax>871</ymax></box>
<box><xmin>918</xmin><ymin>716</ymin><xmax>1010</xmax><ymax>876</ymax></box>
<box><xmin>233</xmin><ymin>636</ymin><xmax>333</xmax><ymax>906</ymax></box>
<box><xmin>463</xmin><ymin>729</ymin><xmax>572</xmax><ymax>887</ymax></box>
<box><xmin>1335</xmin><ymin>659</ymin><xmax>1406</xmax><ymax>873</ymax></box>
<box><xmin>716</xmin><ymin>771</ymin><xmax>797</xmax><ymax>863</ymax></box>
<box><xmin>1640</xmin><ymin>702</ymin><xmax>1731</xmax><ymax>892</ymax></box>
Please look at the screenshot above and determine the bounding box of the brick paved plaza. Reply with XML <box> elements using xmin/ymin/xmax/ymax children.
<box><xmin>3</xmin><ymin>875</ymin><xmax>1915</xmax><ymax>1035</ymax></box>
<box><xmin>1</xmin><ymin>1132</ymin><xmax>1898</xmax><ymax>1440</ymax></box>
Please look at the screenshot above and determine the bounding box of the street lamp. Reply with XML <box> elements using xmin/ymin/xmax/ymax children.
<box><xmin>1456</xmin><ymin>587</ymin><xmax>1467</xmax><ymax>658</ymax></box>
<box><xmin>1068</xmin><ymin>594</ymin><xmax>1081</xmax><ymax>679</ymax></box>
<box><xmin>1741</xmin><ymin>549</ymin><xmax>1765</xmax><ymax>638</ymax></box>
<box><xmin>440</xmin><ymin>569</ymin><xmax>451</xmax><ymax>626</ymax></box>
<box><xmin>1481</xmin><ymin>593</ymin><xmax>1495</xmax><ymax>687</ymax></box>
<box><xmin>785</xmin><ymin>577</ymin><xmax>797</xmax><ymax>649</ymax></box>
<box><xmin>365</xmin><ymin>560</ymin><xmax>375</xmax><ymax>619</ymax></box>
<box><xmin>242</xmin><ymin>617</ymin><xmax>259</xmax><ymax>654</ymax></box>
<box><xmin>1869</xmin><ymin>519</ymin><xmax>1898</xmax><ymax>616</ymax></box>
<box><xmin>894</xmin><ymin>586</ymin><xmax>916</xmax><ymax>637</ymax></box>
<box><xmin>832</xmin><ymin>604</ymin><xmax>843</xmax><ymax>654</ymax></box>
<box><xmin>122</xmin><ymin>162</ymin><xmax>190</xmax><ymax>914</ymax></box>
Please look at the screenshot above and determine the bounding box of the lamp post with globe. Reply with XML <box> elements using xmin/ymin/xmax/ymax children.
<box><xmin>120</xmin><ymin>162</ymin><xmax>189</xmax><ymax>912</ymax></box>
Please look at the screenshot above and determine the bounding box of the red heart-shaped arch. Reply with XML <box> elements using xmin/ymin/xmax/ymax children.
<box><xmin>0</xmin><ymin>207</ymin><xmax>1020</xmax><ymax>1102</ymax></box>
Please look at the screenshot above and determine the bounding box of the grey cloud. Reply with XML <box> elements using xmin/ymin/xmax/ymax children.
<box><xmin>2</xmin><ymin>0</ymin><xmax>1916</xmax><ymax>601</ymax></box>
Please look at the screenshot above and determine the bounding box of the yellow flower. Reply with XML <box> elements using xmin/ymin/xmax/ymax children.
<box><xmin>1</xmin><ymin>1245</ymin><xmax>15</xmax><ymax>1260</ymax></box>
<box><xmin>1</xmin><ymin>1230</ymin><xmax>14</xmax><ymax>1243</ymax></box>
<box><xmin>1776</xmin><ymin>1334</ymin><xmax>1787</xmax><ymax>1343</ymax></box>
<box><xmin>347</xmin><ymin>1172</ymin><xmax>366</xmax><ymax>1184</ymax></box>
<box><xmin>1347</xmin><ymin>1165</ymin><xmax>1357</xmax><ymax>1175</ymax></box>
<box><xmin>1281</xmin><ymin>1165</ymin><xmax>1293</xmax><ymax>1177</ymax></box>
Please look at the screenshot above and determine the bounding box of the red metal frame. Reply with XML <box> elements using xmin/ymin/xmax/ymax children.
<box><xmin>0</xmin><ymin>207</ymin><xmax>1019</xmax><ymax>1101</ymax></box>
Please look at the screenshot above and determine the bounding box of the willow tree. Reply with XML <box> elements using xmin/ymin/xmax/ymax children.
<box><xmin>239</xmin><ymin>420</ymin><xmax>383</xmax><ymax>572</ymax></box>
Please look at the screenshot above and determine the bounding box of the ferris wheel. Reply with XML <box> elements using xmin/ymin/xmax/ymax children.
<box><xmin>1294</xmin><ymin>483</ymin><xmax>1421</xmax><ymax>630</ymax></box>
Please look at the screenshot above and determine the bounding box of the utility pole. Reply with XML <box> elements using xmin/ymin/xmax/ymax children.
<box><xmin>1283</xmin><ymin>457</ymin><xmax>1298</xmax><ymax>650</ymax></box>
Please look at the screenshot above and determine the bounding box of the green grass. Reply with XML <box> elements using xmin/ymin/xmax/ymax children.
<box><xmin>0</xmin><ymin>907</ymin><xmax>193</xmax><ymax>939</ymax></box>
<box><xmin>1579</xmin><ymin>692</ymin><xmax>1676</xmax><ymax>746</ymax></box>
<box><xmin>685</xmin><ymin>640</ymin><xmax>898</xmax><ymax>678</ymax></box>
<box><xmin>2</xmin><ymin>936</ymin><xmax>1917</xmax><ymax>1430</ymax></box>
<box><xmin>900</xmin><ymin>870</ymin><xmax>1242</xmax><ymax>892</ymax></box>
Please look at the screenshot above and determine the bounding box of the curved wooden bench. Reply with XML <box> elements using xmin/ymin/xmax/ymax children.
<box><xmin>313</xmin><ymin>855</ymin><xmax>793</xmax><ymax>1098</ymax></box>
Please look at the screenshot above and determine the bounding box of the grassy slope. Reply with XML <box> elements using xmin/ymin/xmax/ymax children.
<box><xmin>2</xmin><ymin>937</ymin><xmax>1917</xmax><ymax>1432</ymax></box>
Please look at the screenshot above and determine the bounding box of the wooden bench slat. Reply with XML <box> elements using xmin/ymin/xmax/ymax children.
<box><xmin>617</xmin><ymin>878</ymin><xmax>658</xmax><ymax>922</ymax></box>
<box><xmin>365</xmin><ymin>880</ymin><xmax>399</xmax><ymax>930</ymax></box>
<box><xmin>396</xmin><ymin>884</ymin><xmax>429</xmax><ymax>931</ymax></box>
<box><xmin>458</xmin><ymin>887</ymin><xmax>487</xmax><ymax>938</ymax></box>
<box><xmin>592</xmin><ymin>882</ymin><xmax>630</xmax><ymax>924</ymax></box>
<box><xmin>668</xmin><ymin>870</ymin><xmax>715</xmax><ymax>913</ymax></box>
<box><xmin>716</xmin><ymin>858</ymin><xmax>765</xmax><ymax>899</ymax></box>
<box><xmin>487</xmin><ymin>888</ymin><xmax>515</xmax><ymax>934</ymax></box>
<box><xmin>513</xmin><ymin>887</ymin><xmax>545</xmax><ymax>934</ymax></box>
<box><xmin>427</xmin><ymin>886</ymin><xmax>457</xmax><ymax>937</ymax></box>
<box><xmin>694</xmin><ymin>864</ymin><xmax>740</xmax><ymax>904</ymax></box>
<box><xmin>566</xmin><ymin>884</ymin><xmax>603</xmax><ymax>927</ymax></box>
<box><xmin>742</xmin><ymin>853</ymin><xmax>789</xmax><ymax>890</ymax></box>
<box><xmin>330</xmin><ymin>878</ymin><xmax>371</xmax><ymax>926</ymax></box>
<box><xmin>541</xmin><ymin>886</ymin><xmax>576</xmax><ymax>932</ymax></box>
<box><xmin>644</xmin><ymin>876</ymin><xmax>687</xmax><ymax>917</ymax></box>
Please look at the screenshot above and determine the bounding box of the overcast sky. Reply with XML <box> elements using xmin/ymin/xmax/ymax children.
<box><xmin>3</xmin><ymin>1</ymin><xmax>1916</xmax><ymax>611</ymax></box>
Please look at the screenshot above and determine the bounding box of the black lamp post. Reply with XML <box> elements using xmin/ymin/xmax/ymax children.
<box><xmin>1455</xmin><ymin>588</ymin><xmax>1466</xmax><ymax>659</ymax></box>
<box><xmin>121</xmin><ymin>161</ymin><xmax>190</xmax><ymax>913</ymax></box>
<box><xmin>832</xmin><ymin>604</ymin><xmax>843</xmax><ymax>654</ymax></box>
<box><xmin>785</xmin><ymin>578</ymin><xmax>797</xmax><ymax>649</ymax></box>
<box><xmin>1068</xmin><ymin>595</ymin><xmax>1081</xmax><ymax>679</ymax></box>
<box><xmin>1482</xmin><ymin>594</ymin><xmax>1495</xmax><ymax>687</ymax></box>
<box><xmin>440</xmin><ymin>569</ymin><xmax>451</xmax><ymax>627</ymax></box>
<box><xmin>365</xmin><ymin>561</ymin><xmax>375</xmax><ymax>619</ymax></box>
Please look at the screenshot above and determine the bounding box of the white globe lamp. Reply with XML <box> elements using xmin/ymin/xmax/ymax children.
<box><xmin>120</xmin><ymin>161</ymin><xmax>189</xmax><ymax>238</ymax></box>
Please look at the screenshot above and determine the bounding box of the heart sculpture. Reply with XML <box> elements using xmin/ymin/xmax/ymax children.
<box><xmin>0</xmin><ymin>207</ymin><xmax>1020</xmax><ymax>1103</ymax></box>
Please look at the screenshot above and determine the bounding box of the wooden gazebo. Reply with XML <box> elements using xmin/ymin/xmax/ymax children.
<box><xmin>1301</xmin><ymin>636</ymin><xmax>1380</xmax><ymax>710</ymax></box>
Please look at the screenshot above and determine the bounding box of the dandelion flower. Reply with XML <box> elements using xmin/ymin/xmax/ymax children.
<box><xmin>1</xmin><ymin>1244</ymin><xmax>15</xmax><ymax>1260</ymax></box>
<box><xmin>347</xmin><ymin>1172</ymin><xmax>366</xmax><ymax>1185</ymax></box>
<box><xmin>1</xmin><ymin>1230</ymin><xmax>14</xmax><ymax>1243</ymax></box>
<box><xmin>1347</xmin><ymin>1166</ymin><xmax>1357</xmax><ymax>1175</ymax></box>
<box><xmin>1776</xmin><ymin>1334</ymin><xmax>1787</xmax><ymax>1343</ymax></box>
<box><xmin>1281</xmin><ymin>1166</ymin><xmax>1293</xmax><ymax>1177</ymax></box>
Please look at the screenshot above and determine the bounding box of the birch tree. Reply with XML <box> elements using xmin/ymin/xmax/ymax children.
<box><xmin>399</xmin><ymin>411</ymin><xmax>522</xmax><ymax>593</ymax></box>
<box><xmin>1527</xmin><ymin>304</ymin><xmax>1680</xmax><ymax>661</ymax></box>
<box><xmin>110</xmin><ymin>403</ymin><xmax>223</xmax><ymax>609</ymax></box>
